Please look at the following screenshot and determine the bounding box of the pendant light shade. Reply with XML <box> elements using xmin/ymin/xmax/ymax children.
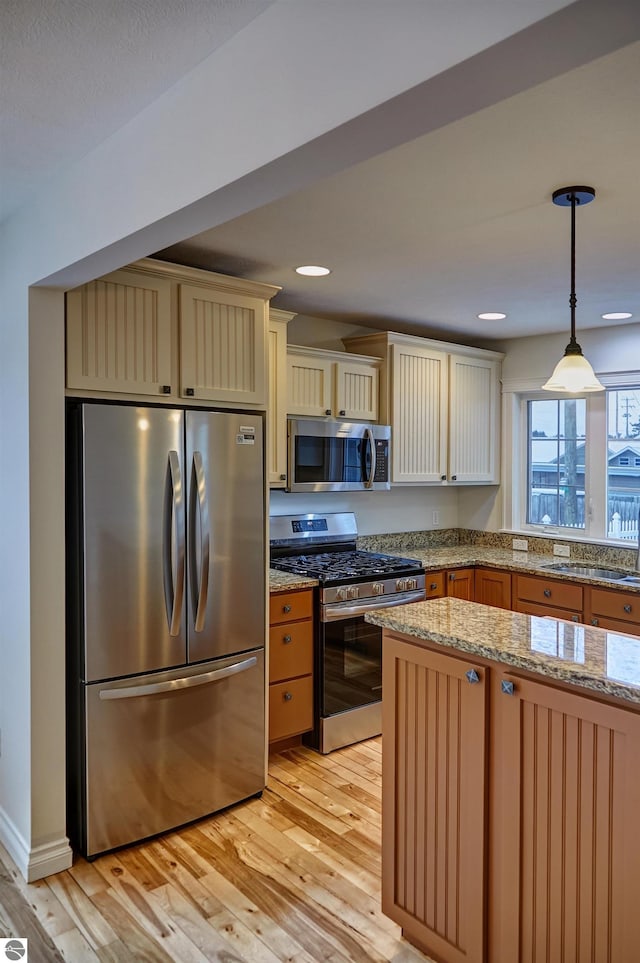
<box><xmin>542</xmin><ymin>186</ymin><xmax>604</xmax><ymax>393</ymax></box>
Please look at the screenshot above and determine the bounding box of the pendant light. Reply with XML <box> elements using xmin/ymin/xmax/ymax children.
<box><xmin>542</xmin><ymin>186</ymin><xmax>603</xmax><ymax>392</ymax></box>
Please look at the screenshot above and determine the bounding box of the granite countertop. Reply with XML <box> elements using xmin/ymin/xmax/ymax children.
<box><xmin>370</xmin><ymin>543</ymin><xmax>640</xmax><ymax>594</ymax></box>
<box><xmin>269</xmin><ymin>569</ymin><xmax>318</xmax><ymax>592</ymax></box>
<box><xmin>366</xmin><ymin>597</ymin><xmax>640</xmax><ymax>706</ymax></box>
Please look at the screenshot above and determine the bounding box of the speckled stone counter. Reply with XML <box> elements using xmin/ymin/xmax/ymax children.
<box><xmin>360</xmin><ymin>542</ymin><xmax>640</xmax><ymax>594</ymax></box>
<box><xmin>269</xmin><ymin>569</ymin><xmax>317</xmax><ymax>593</ymax></box>
<box><xmin>366</xmin><ymin>597</ymin><xmax>640</xmax><ymax>706</ymax></box>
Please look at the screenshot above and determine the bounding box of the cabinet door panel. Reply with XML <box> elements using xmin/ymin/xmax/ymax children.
<box><xmin>335</xmin><ymin>361</ymin><xmax>378</xmax><ymax>421</ymax></box>
<box><xmin>179</xmin><ymin>284</ymin><xmax>266</xmax><ymax>404</ymax></box>
<box><xmin>382</xmin><ymin>634</ymin><xmax>486</xmax><ymax>963</ymax></box>
<box><xmin>287</xmin><ymin>355</ymin><xmax>332</xmax><ymax>416</ymax></box>
<box><xmin>447</xmin><ymin>568</ymin><xmax>475</xmax><ymax>600</ymax></box>
<box><xmin>391</xmin><ymin>343</ymin><xmax>448</xmax><ymax>482</ymax></box>
<box><xmin>448</xmin><ymin>355</ymin><xmax>500</xmax><ymax>483</ymax></box>
<box><xmin>474</xmin><ymin>568</ymin><xmax>511</xmax><ymax>609</ymax></box>
<box><xmin>490</xmin><ymin>672</ymin><xmax>640</xmax><ymax>962</ymax></box>
<box><xmin>66</xmin><ymin>272</ymin><xmax>173</xmax><ymax>395</ymax></box>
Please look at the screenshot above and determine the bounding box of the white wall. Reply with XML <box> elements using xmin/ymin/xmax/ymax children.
<box><xmin>270</xmin><ymin>486</ymin><xmax>459</xmax><ymax>536</ymax></box>
<box><xmin>499</xmin><ymin>322</ymin><xmax>640</xmax><ymax>384</ymax></box>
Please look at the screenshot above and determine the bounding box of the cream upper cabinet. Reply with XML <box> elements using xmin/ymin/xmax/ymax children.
<box><xmin>66</xmin><ymin>258</ymin><xmax>280</xmax><ymax>408</ymax></box>
<box><xmin>343</xmin><ymin>331</ymin><xmax>503</xmax><ymax>484</ymax></box>
<box><xmin>268</xmin><ymin>309</ymin><xmax>294</xmax><ymax>487</ymax></box>
<box><xmin>287</xmin><ymin>345</ymin><xmax>380</xmax><ymax>421</ymax></box>
<box><xmin>66</xmin><ymin>270</ymin><xmax>174</xmax><ymax>397</ymax></box>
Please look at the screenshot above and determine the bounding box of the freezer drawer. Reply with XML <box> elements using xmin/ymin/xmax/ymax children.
<box><xmin>81</xmin><ymin>650</ymin><xmax>265</xmax><ymax>858</ymax></box>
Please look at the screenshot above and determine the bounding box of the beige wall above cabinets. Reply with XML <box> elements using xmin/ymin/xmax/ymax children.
<box><xmin>343</xmin><ymin>331</ymin><xmax>503</xmax><ymax>485</ymax></box>
<box><xmin>287</xmin><ymin>344</ymin><xmax>380</xmax><ymax>422</ymax></box>
<box><xmin>66</xmin><ymin>258</ymin><xmax>281</xmax><ymax>409</ymax></box>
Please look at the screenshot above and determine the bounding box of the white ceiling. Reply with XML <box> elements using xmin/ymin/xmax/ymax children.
<box><xmin>3</xmin><ymin>0</ymin><xmax>640</xmax><ymax>345</ymax></box>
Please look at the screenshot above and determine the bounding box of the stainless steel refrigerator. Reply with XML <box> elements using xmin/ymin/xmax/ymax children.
<box><xmin>66</xmin><ymin>402</ymin><xmax>266</xmax><ymax>858</ymax></box>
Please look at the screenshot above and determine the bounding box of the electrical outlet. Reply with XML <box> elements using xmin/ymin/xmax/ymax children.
<box><xmin>553</xmin><ymin>543</ymin><xmax>571</xmax><ymax>557</ymax></box>
<box><xmin>512</xmin><ymin>538</ymin><xmax>528</xmax><ymax>551</ymax></box>
<box><xmin>432</xmin><ymin>510</ymin><xmax>441</xmax><ymax>526</ymax></box>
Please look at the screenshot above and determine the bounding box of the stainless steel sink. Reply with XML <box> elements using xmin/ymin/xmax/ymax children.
<box><xmin>543</xmin><ymin>562</ymin><xmax>629</xmax><ymax>581</ymax></box>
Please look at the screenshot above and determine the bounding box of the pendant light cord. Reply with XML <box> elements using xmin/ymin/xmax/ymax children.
<box><xmin>569</xmin><ymin>190</ymin><xmax>577</xmax><ymax>348</ymax></box>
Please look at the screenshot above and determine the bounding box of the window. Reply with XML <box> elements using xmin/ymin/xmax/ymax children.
<box><xmin>513</xmin><ymin>386</ymin><xmax>640</xmax><ymax>542</ymax></box>
<box><xmin>527</xmin><ymin>398</ymin><xmax>586</xmax><ymax>530</ymax></box>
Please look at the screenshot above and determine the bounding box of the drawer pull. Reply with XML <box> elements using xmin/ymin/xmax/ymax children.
<box><xmin>543</xmin><ymin>589</ymin><xmax>552</xmax><ymax>598</ymax></box>
<box><xmin>283</xmin><ymin>691</ymin><xmax>293</xmax><ymax>702</ymax></box>
<box><xmin>430</xmin><ymin>582</ymin><xmax>438</xmax><ymax>591</ymax></box>
<box><xmin>571</xmin><ymin>615</ymin><xmax>579</xmax><ymax>622</ymax></box>
<box><xmin>624</xmin><ymin>604</ymin><xmax>632</xmax><ymax>614</ymax></box>
<box><xmin>466</xmin><ymin>669</ymin><xmax>480</xmax><ymax>684</ymax></box>
<box><xmin>591</xmin><ymin>618</ymin><xmax>599</xmax><ymax>626</ymax></box>
<box><xmin>283</xmin><ymin>604</ymin><xmax>292</xmax><ymax>614</ymax></box>
<box><xmin>449</xmin><ymin>573</ymin><xmax>456</xmax><ymax>581</ymax></box>
<box><xmin>501</xmin><ymin>680</ymin><xmax>515</xmax><ymax>696</ymax></box>
<box><xmin>283</xmin><ymin>634</ymin><xmax>292</xmax><ymax>644</ymax></box>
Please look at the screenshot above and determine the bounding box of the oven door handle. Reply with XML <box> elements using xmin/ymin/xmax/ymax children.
<box><xmin>364</xmin><ymin>427</ymin><xmax>376</xmax><ymax>489</ymax></box>
<box><xmin>321</xmin><ymin>589</ymin><xmax>425</xmax><ymax>622</ymax></box>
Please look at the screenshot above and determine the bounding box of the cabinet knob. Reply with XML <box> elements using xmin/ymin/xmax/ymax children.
<box><xmin>339</xmin><ymin>409</ymin><xmax>346</xmax><ymax>416</ymax></box>
<box><xmin>543</xmin><ymin>589</ymin><xmax>552</xmax><ymax>598</ymax></box>
<box><xmin>451</xmin><ymin>474</ymin><xmax>457</xmax><ymax>481</ymax></box>
<box><xmin>571</xmin><ymin>615</ymin><xmax>579</xmax><ymax>622</ymax></box>
<box><xmin>283</xmin><ymin>691</ymin><xmax>293</xmax><ymax>702</ymax></box>
<box><xmin>449</xmin><ymin>573</ymin><xmax>456</xmax><ymax>581</ymax></box>
<box><xmin>591</xmin><ymin>618</ymin><xmax>599</xmax><ymax>626</ymax></box>
<box><xmin>440</xmin><ymin>475</ymin><xmax>447</xmax><ymax>481</ymax></box>
<box><xmin>501</xmin><ymin>680</ymin><xmax>515</xmax><ymax>696</ymax></box>
<box><xmin>279</xmin><ymin>473</ymin><xmax>286</xmax><ymax>481</ymax></box>
<box><xmin>161</xmin><ymin>385</ymin><xmax>171</xmax><ymax>394</ymax></box>
<box><xmin>466</xmin><ymin>669</ymin><xmax>480</xmax><ymax>684</ymax></box>
<box><xmin>429</xmin><ymin>582</ymin><xmax>438</xmax><ymax>591</ymax></box>
<box><xmin>283</xmin><ymin>604</ymin><xmax>292</xmax><ymax>614</ymax></box>
<box><xmin>624</xmin><ymin>604</ymin><xmax>632</xmax><ymax>614</ymax></box>
<box><xmin>283</xmin><ymin>634</ymin><xmax>292</xmax><ymax>644</ymax></box>
<box><xmin>185</xmin><ymin>387</ymin><xmax>195</xmax><ymax>397</ymax></box>
<box><xmin>325</xmin><ymin>409</ymin><xmax>332</xmax><ymax>416</ymax></box>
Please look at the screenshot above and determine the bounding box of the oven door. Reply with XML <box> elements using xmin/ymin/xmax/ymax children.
<box><xmin>320</xmin><ymin>615</ymin><xmax>382</xmax><ymax>716</ymax></box>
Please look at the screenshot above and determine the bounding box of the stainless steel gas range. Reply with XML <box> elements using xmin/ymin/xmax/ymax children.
<box><xmin>270</xmin><ymin>512</ymin><xmax>425</xmax><ymax>753</ymax></box>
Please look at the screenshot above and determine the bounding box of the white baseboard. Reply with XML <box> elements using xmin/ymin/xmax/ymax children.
<box><xmin>0</xmin><ymin>805</ymin><xmax>72</xmax><ymax>881</ymax></box>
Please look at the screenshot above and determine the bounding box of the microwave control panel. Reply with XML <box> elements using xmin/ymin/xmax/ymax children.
<box><xmin>374</xmin><ymin>440</ymin><xmax>389</xmax><ymax>482</ymax></box>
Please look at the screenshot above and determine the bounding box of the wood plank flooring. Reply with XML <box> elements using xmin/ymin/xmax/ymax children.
<box><xmin>0</xmin><ymin>738</ymin><xmax>434</xmax><ymax>962</ymax></box>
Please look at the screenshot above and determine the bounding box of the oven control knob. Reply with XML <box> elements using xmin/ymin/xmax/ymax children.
<box><xmin>372</xmin><ymin>582</ymin><xmax>385</xmax><ymax>596</ymax></box>
<box><xmin>396</xmin><ymin>578</ymin><xmax>407</xmax><ymax>591</ymax></box>
<box><xmin>347</xmin><ymin>585</ymin><xmax>359</xmax><ymax>600</ymax></box>
<box><xmin>336</xmin><ymin>586</ymin><xmax>349</xmax><ymax>601</ymax></box>
<box><xmin>405</xmin><ymin>577</ymin><xmax>418</xmax><ymax>591</ymax></box>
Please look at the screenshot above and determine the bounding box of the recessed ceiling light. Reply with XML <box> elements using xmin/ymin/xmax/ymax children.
<box><xmin>601</xmin><ymin>312</ymin><xmax>632</xmax><ymax>320</ymax></box>
<box><xmin>295</xmin><ymin>265</ymin><xmax>331</xmax><ymax>277</ymax></box>
<box><xmin>477</xmin><ymin>312</ymin><xmax>506</xmax><ymax>321</ymax></box>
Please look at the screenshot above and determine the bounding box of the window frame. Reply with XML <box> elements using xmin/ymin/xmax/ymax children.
<box><xmin>501</xmin><ymin>377</ymin><xmax>640</xmax><ymax>545</ymax></box>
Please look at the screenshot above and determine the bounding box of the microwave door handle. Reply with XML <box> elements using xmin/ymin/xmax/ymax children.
<box><xmin>364</xmin><ymin>427</ymin><xmax>376</xmax><ymax>489</ymax></box>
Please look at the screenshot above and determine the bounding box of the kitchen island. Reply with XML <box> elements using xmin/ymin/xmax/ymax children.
<box><xmin>366</xmin><ymin>598</ymin><xmax>640</xmax><ymax>963</ymax></box>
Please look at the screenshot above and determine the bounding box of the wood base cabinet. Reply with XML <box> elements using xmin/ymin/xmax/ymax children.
<box><xmin>382</xmin><ymin>630</ymin><xmax>640</xmax><ymax>962</ymax></box>
<box><xmin>268</xmin><ymin>589</ymin><xmax>314</xmax><ymax>745</ymax></box>
<box><xmin>490</xmin><ymin>670</ymin><xmax>640</xmax><ymax>962</ymax></box>
<box><xmin>382</xmin><ymin>635</ymin><xmax>487</xmax><ymax>963</ymax></box>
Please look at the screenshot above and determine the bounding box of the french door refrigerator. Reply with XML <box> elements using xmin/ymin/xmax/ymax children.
<box><xmin>66</xmin><ymin>402</ymin><xmax>266</xmax><ymax>858</ymax></box>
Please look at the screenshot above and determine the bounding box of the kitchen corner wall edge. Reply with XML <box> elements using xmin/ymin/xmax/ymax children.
<box><xmin>0</xmin><ymin>805</ymin><xmax>72</xmax><ymax>882</ymax></box>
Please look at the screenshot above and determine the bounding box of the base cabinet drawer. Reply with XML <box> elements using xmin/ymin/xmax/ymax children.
<box><xmin>269</xmin><ymin>676</ymin><xmax>314</xmax><ymax>742</ymax></box>
<box><xmin>513</xmin><ymin>599</ymin><xmax>582</xmax><ymax>622</ymax></box>
<box><xmin>269</xmin><ymin>590</ymin><xmax>313</xmax><ymax>625</ymax></box>
<box><xmin>269</xmin><ymin>620</ymin><xmax>313</xmax><ymax>682</ymax></box>
<box><xmin>514</xmin><ymin>574</ymin><xmax>583</xmax><ymax>612</ymax></box>
<box><xmin>586</xmin><ymin>587</ymin><xmax>640</xmax><ymax>635</ymax></box>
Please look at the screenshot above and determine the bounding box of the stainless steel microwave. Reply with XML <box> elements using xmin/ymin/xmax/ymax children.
<box><xmin>287</xmin><ymin>419</ymin><xmax>391</xmax><ymax>492</ymax></box>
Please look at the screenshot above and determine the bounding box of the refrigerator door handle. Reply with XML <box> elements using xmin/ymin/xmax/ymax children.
<box><xmin>99</xmin><ymin>655</ymin><xmax>258</xmax><ymax>700</ymax></box>
<box><xmin>163</xmin><ymin>450</ymin><xmax>185</xmax><ymax>636</ymax></box>
<box><xmin>189</xmin><ymin>450</ymin><xmax>210</xmax><ymax>632</ymax></box>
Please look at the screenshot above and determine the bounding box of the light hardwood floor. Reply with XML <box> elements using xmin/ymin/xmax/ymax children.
<box><xmin>1</xmin><ymin>738</ymin><xmax>433</xmax><ymax>962</ymax></box>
